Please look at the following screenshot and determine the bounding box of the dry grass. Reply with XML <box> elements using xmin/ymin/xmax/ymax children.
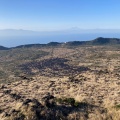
<box><xmin>0</xmin><ymin>45</ymin><xmax>120</xmax><ymax>120</ymax></box>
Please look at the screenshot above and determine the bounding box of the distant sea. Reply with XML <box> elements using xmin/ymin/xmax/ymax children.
<box><xmin>0</xmin><ymin>33</ymin><xmax>120</xmax><ymax>47</ymax></box>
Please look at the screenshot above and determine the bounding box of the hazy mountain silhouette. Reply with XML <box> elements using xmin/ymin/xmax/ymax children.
<box><xmin>0</xmin><ymin>45</ymin><xmax>9</xmax><ymax>50</ymax></box>
<box><xmin>0</xmin><ymin>37</ymin><xmax>119</xmax><ymax>50</ymax></box>
<box><xmin>0</xmin><ymin>37</ymin><xmax>120</xmax><ymax>50</ymax></box>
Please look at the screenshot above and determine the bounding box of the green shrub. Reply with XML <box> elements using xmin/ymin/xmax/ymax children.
<box><xmin>64</xmin><ymin>98</ymin><xmax>75</xmax><ymax>106</ymax></box>
<box><xmin>74</xmin><ymin>102</ymin><xmax>79</xmax><ymax>107</ymax></box>
<box><xmin>56</xmin><ymin>97</ymin><xmax>81</xmax><ymax>107</ymax></box>
<box><xmin>114</xmin><ymin>104</ymin><xmax>120</xmax><ymax>110</ymax></box>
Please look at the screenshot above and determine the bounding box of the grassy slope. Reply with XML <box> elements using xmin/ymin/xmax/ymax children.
<box><xmin>0</xmin><ymin>44</ymin><xmax>119</xmax><ymax>120</ymax></box>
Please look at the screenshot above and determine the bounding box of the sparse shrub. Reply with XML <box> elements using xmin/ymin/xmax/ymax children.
<box><xmin>114</xmin><ymin>104</ymin><xmax>120</xmax><ymax>110</ymax></box>
<box><xmin>0</xmin><ymin>109</ymin><xmax>2</xmax><ymax>113</ymax></box>
<box><xmin>64</xmin><ymin>98</ymin><xmax>75</xmax><ymax>106</ymax></box>
<box><xmin>74</xmin><ymin>102</ymin><xmax>79</xmax><ymax>107</ymax></box>
<box><xmin>56</xmin><ymin>97</ymin><xmax>81</xmax><ymax>107</ymax></box>
<box><xmin>69</xmin><ymin>76</ymin><xmax>75</xmax><ymax>81</ymax></box>
<box><xmin>56</xmin><ymin>97</ymin><xmax>75</xmax><ymax>106</ymax></box>
<box><xmin>13</xmin><ymin>112</ymin><xmax>25</xmax><ymax>120</ymax></box>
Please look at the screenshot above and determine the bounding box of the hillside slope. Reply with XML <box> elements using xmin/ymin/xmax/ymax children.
<box><xmin>0</xmin><ymin>39</ymin><xmax>119</xmax><ymax>120</ymax></box>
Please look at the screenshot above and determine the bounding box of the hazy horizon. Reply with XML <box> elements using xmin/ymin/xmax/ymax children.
<box><xmin>1</xmin><ymin>0</ymin><xmax>120</xmax><ymax>47</ymax></box>
<box><xmin>1</xmin><ymin>28</ymin><xmax>120</xmax><ymax>47</ymax></box>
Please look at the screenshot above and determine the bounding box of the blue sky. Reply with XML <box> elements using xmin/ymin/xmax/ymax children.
<box><xmin>0</xmin><ymin>0</ymin><xmax>120</xmax><ymax>31</ymax></box>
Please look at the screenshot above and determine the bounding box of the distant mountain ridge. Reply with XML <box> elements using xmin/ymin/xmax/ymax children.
<box><xmin>0</xmin><ymin>37</ymin><xmax>120</xmax><ymax>50</ymax></box>
<box><xmin>91</xmin><ymin>37</ymin><xmax>120</xmax><ymax>45</ymax></box>
<box><xmin>65</xmin><ymin>37</ymin><xmax>120</xmax><ymax>46</ymax></box>
<box><xmin>0</xmin><ymin>45</ymin><xmax>9</xmax><ymax>50</ymax></box>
